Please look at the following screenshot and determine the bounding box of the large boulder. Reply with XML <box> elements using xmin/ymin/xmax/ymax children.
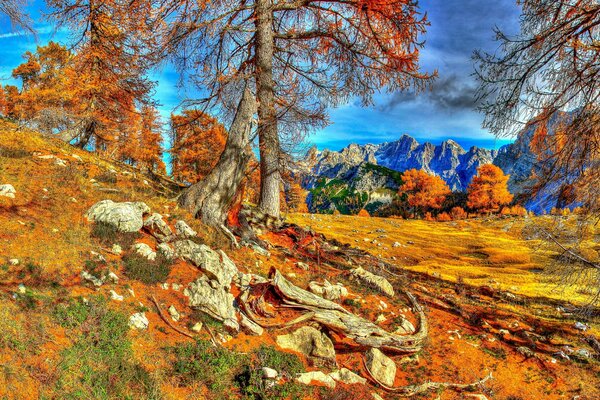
<box><xmin>365</xmin><ymin>348</ymin><xmax>396</xmax><ymax>387</ymax></box>
<box><xmin>351</xmin><ymin>267</ymin><xmax>395</xmax><ymax>297</ymax></box>
<box><xmin>0</xmin><ymin>184</ymin><xmax>16</xmax><ymax>199</ymax></box>
<box><xmin>175</xmin><ymin>220</ymin><xmax>197</xmax><ymax>238</ymax></box>
<box><xmin>276</xmin><ymin>326</ymin><xmax>336</xmax><ymax>361</ymax></box>
<box><xmin>85</xmin><ymin>200</ymin><xmax>150</xmax><ymax>232</ymax></box>
<box><xmin>174</xmin><ymin>240</ymin><xmax>238</xmax><ymax>287</ymax></box>
<box><xmin>132</xmin><ymin>243</ymin><xmax>157</xmax><ymax>261</ymax></box>
<box><xmin>184</xmin><ymin>275</ymin><xmax>239</xmax><ymax>331</ymax></box>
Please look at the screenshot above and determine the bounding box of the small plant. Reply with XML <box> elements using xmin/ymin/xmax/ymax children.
<box><xmin>95</xmin><ymin>171</ymin><xmax>118</xmax><ymax>184</ymax></box>
<box><xmin>123</xmin><ymin>252</ymin><xmax>172</xmax><ymax>284</ymax></box>
<box><xmin>53</xmin><ymin>297</ymin><xmax>91</xmax><ymax>328</ymax></box>
<box><xmin>91</xmin><ymin>221</ymin><xmax>141</xmax><ymax>248</ymax></box>
<box><xmin>342</xmin><ymin>298</ymin><xmax>362</xmax><ymax>309</ymax></box>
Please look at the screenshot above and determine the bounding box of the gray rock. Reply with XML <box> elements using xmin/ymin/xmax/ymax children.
<box><xmin>174</xmin><ymin>240</ymin><xmax>238</xmax><ymax>287</ymax></box>
<box><xmin>262</xmin><ymin>367</ymin><xmax>278</xmax><ymax>379</ymax></box>
<box><xmin>110</xmin><ymin>290</ymin><xmax>124</xmax><ymax>301</ymax></box>
<box><xmin>394</xmin><ymin>317</ymin><xmax>415</xmax><ymax>335</ymax></box>
<box><xmin>351</xmin><ymin>267</ymin><xmax>395</xmax><ymax>297</ymax></box>
<box><xmin>308</xmin><ymin>280</ymin><xmax>348</xmax><ymax>301</ymax></box>
<box><xmin>0</xmin><ymin>184</ymin><xmax>16</xmax><ymax>199</ymax></box>
<box><xmin>191</xmin><ymin>322</ymin><xmax>203</xmax><ymax>332</ymax></box>
<box><xmin>329</xmin><ymin>368</ymin><xmax>366</xmax><ymax>385</ymax></box>
<box><xmin>295</xmin><ymin>371</ymin><xmax>336</xmax><ymax>389</ymax></box>
<box><xmin>128</xmin><ymin>312</ymin><xmax>149</xmax><ymax>330</ymax></box>
<box><xmin>174</xmin><ymin>220</ymin><xmax>197</xmax><ymax>238</ymax></box>
<box><xmin>276</xmin><ymin>326</ymin><xmax>336</xmax><ymax>361</ymax></box>
<box><xmin>85</xmin><ymin>200</ymin><xmax>150</xmax><ymax>232</ymax></box>
<box><xmin>8</xmin><ymin>258</ymin><xmax>19</xmax><ymax>266</ymax></box>
<box><xmin>168</xmin><ymin>305</ymin><xmax>181</xmax><ymax>322</ymax></box>
<box><xmin>365</xmin><ymin>348</ymin><xmax>396</xmax><ymax>387</ymax></box>
<box><xmin>144</xmin><ymin>213</ymin><xmax>173</xmax><ymax>242</ymax></box>
<box><xmin>184</xmin><ymin>275</ymin><xmax>239</xmax><ymax>331</ymax></box>
<box><xmin>573</xmin><ymin>321</ymin><xmax>589</xmax><ymax>331</ymax></box>
<box><xmin>157</xmin><ymin>242</ymin><xmax>175</xmax><ymax>259</ymax></box>
<box><xmin>111</xmin><ymin>244</ymin><xmax>122</xmax><ymax>255</ymax></box>
<box><xmin>240</xmin><ymin>313</ymin><xmax>264</xmax><ymax>336</ymax></box>
<box><xmin>392</xmin><ymin>242</ymin><xmax>401</xmax><ymax>248</ymax></box>
<box><xmin>132</xmin><ymin>243</ymin><xmax>157</xmax><ymax>261</ymax></box>
<box><xmin>81</xmin><ymin>270</ymin><xmax>105</xmax><ymax>287</ymax></box>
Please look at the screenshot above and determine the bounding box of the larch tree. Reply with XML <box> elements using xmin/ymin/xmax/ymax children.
<box><xmin>47</xmin><ymin>0</ymin><xmax>157</xmax><ymax>148</ymax></box>
<box><xmin>400</xmin><ymin>169</ymin><xmax>451</xmax><ymax>218</ymax></box>
<box><xmin>466</xmin><ymin>165</ymin><xmax>513</xmax><ymax>214</ymax></box>
<box><xmin>0</xmin><ymin>0</ymin><xmax>33</xmax><ymax>31</ymax></box>
<box><xmin>162</xmin><ymin>0</ymin><xmax>434</xmax><ymax>220</ymax></box>
<box><xmin>170</xmin><ymin>110</ymin><xmax>228</xmax><ymax>184</ymax></box>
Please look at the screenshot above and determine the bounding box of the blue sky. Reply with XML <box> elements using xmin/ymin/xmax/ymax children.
<box><xmin>0</xmin><ymin>0</ymin><xmax>521</xmax><ymax>152</ymax></box>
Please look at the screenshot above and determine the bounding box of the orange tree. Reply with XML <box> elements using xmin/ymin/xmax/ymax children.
<box><xmin>400</xmin><ymin>169</ymin><xmax>450</xmax><ymax>218</ymax></box>
<box><xmin>466</xmin><ymin>164</ymin><xmax>513</xmax><ymax>214</ymax></box>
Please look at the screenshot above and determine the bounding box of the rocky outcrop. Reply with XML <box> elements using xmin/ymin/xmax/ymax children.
<box><xmin>184</xmin><ymin>275</ymin><xmax>239</xmax><ymax>331</ymax></box>
<box><xmin>174</xmin><ymin>240</ymin><xmax>237</xmax><ymax>287</ymax></box>
<box><xmin>85</xmin><ymin>200</ymin><xmax>150</xmax><ymax>232</ymax></box>
<box><xmin>143</xmin><ymin>213</ymin><xmax>173</xmax><ymax>242</ymax></box>
<box><xmin>351</xmin><ymin>267</ymin><xmax>395</xmax><ymax>297</ymax></box>
<box><xmin>365</xmin><ymin>348</ymin><xmax>396</xmax><ymax>387</ymax></box>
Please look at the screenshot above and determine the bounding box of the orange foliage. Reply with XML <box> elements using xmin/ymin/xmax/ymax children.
<box><xmin>450</xmin><ymin>206</ymin><xmax>467</xmax><ymax>220</ymax></box>
<box><xmin>170</xmin><ymin>110</ymin><xmax>227</xmax><ymax>183</ymax></box>
<box><xmin>436</xmin><ymin>212</ymin><xmax>452</xmax><ymax>222</ymax></box>
<box><xmin>467</xmin><ymin>165</ymin><xmax>513</xmax><ymax>214</ymax></box>
<box><xmin>357</xmin><ymin>209</ymin><xmax>370</xmax><ymax>217</ymax></box>
<box><xmin>118</xmin><ymin>105</ymin><xmax>165</xmax><ymax>173</ymax></box>
<box><xmin>400</xmin><ymin>169</ymin><xmax>451</xmax><ymax>216</ymax></box>
<box><xmin>287</xmin><ymin>182</ymin><xmax>309</xmax><ymax>213</ymax></box>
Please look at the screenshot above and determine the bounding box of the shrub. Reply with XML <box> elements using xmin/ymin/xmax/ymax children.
<box><xmin>510</xmin><ymin>205</ymin><xmax>527</xmax><ymax>216</ymax></box>
<box><xmin>91</xmin><ymin>221</ymin><xmax>141</xmax><ymax>248</ymax></box>
<box><xmin>357</xmin><ymin>209</ymin><xmax>370</xmax><ymax>217</ymax></box>
<box><xmin>423</xmin><ymin>212</ymin><xmax>434</xmax><ymax>221</ymax></box>
<box><xmin>123</xmin><ymin>252</ymin><xmax>172</xmax><ymax>284</ymax></box>
<box><xmin>500</xmin><ymin>207</ymin><xmax>511</xmax><ymax>216</ymax></box>
<box><xmin>450</xmin><ymin>206</ymin><xmax>467</xmax><ymax>220</ymax></box>
<box><xmin>436</xmin><ymin>212</ymin><xmax>452</xmax><ymax>221</ymax></box>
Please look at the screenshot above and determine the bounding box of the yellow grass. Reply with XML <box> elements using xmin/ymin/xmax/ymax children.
<box><xmin>287</xmin><ymin>213</ymin><xmax>592</xmax><ymax>304</ymax></box>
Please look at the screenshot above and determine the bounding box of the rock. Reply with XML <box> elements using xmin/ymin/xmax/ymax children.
<box><xmin>157</xmin><ymin>242</ymin><xmax>175</xmax><ymax>259</ymax></box>
<box><xmin>276</xmin><ymin>326</ymin><xmax>336</xmax><ymax>361</ymax></box>
<box><xmin>143</xmin><ymin>213</ymin><xmax>174</xmax><ymax>242</ymax></box>
<box><xmin>295</xmin><ymin>262</ymin><xmax>309</xmax><ymax>271</ymax></box>
<box><xmin>174</xmin><ymin>240</ymin><xmax>238</xmax><ymax>287</ymax></box>
<box><xmin>575</xmin><ymin>349</ymin><xmax>591</xmax><ymax>359</ymax></box>
<box><xmin>171</xmin><ymin>283</ymin><xmax>182</xmax><ymax>291</ymax></box>
<box><xmin>191</xmin><ymin>322</ymin><xmax>203</xmax><ymax>333</ymax></box>
<box><xmin>184</xmin><ymin>275</ymin><xmax>239</xmax><ymax>331</ymax></box>
<box><xmin>110</xmin><ymin>290</ymin><xmax>124</xmax><ymax>301</ymax></box>
<box><xmin>252</xmin><ymin>244</ymin><xmax>271</xmax><ymax>257</ymax></box>
<box><xmin>81</xmin><ymin>270</ymin><xmax>105</xmax><ymax>287</ymax></box>
<box><xmin>295</xmin><ymin>371</ymin><xmax>336</xmax><ymax>389</ymax></box>
<box><xmin>262</xmin><ymin>367</ymin><xmax>278</xmax><ymax>379</ymax></box>
<box><xmin>351</xmin><ymin>267</ymin><xmax>395</xmax><ymax>297</ymax></box>
<box><xmin>132</xmin><ymin>243</ymin><xmax>157</xmax><ymax>261</ymax></box>
<box><xmin>0</xmin><ymin>184</ymin><xmax>16</xmax><ymax>199</ymax></box>
<box><xmin>375</xmin><ymin>314</ymin><xmax>387</xmax><ymax>324</ymax></box>
<box><xmin>329</xmin><ymin>368</ymin><xmax>366</xmax><ymax>385</ymax></box>
<box><xmin>394</xmin><ymin>317</ymin><xmax>415</xmax><ymax>335</ymax></box>
<box><xmin>517</xmin><ymin>346</ymin><xmax>534</xmax><ymax>358</ymax></box>
<box><xmin>240</xmin><ymin>313</ymin><xmax>264</xmax><ymax>336</ymax></box>
<box><xmin>17</xmin><ymin>284</ymin><xmax>26</xmax><ymax>294</ymax></box>
<box><xmin>168</xmin><ymin>305</ymin><xmax>181</xmax><ymax>322</ymax></box>
<box><xmin>174</xmin><ymin>220</ymin><xmax>197</xmax><ymax>238</ymax></box>
<box><xmin>365</xmin><ymin>348</ymin><xmax>396</xmax><ymax>387</ymax></box>
<box><xmin>573</xmin><ymin>321</ymin><xmax>589</xmax><ymax>331</ymax></box>
<box><xmin>392</xmin><ymin>242</ymin><xmax>401</xmax><ymax>248</ymax></box>
<box><xmin>129</xmin><ymin>312</ymin><xmax>149</xmax><ymax>330</ymax></box>
<box><xmin>90</xmin><ymin>250</ymin><xmax>106</xmax><ymax>263</ymax></box>
<box><xmin>308</xmin><ymin>280</ymin><xmax>348</xmax><ymax>301</ymax></box>
<box><xmin>111</xmin><ymin>244</ymin><xmax>123</xmax><ymax>255</ymax></box>
<box><xmin>85</xmin><ymin>200</ymin><xmax>150</xmax><ymax>232</ymax></box>
<box><xmin>8</xmin><ymin>258</ymin><xmax>19</xmax><ymax>266</ymax></box>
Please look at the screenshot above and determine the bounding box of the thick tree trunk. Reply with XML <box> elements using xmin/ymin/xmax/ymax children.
<box><xmin>179</xmin><ymin>88</ymin><xmax>256</xmax><ymax>230</ymax></box>
<box><xmin>255</xmin><ymin>0</ymin><xmax>281</xmax><ymax>218</ymax></box>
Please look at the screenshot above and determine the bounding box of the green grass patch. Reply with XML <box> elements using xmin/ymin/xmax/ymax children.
<box><xmin>91</xmin><ymin>221</ymin><xmax>141</xmax><ymax>248</ymax></box>
<box><xmin>122</xmin><ymin>252</ymin><xmax>172</xmax><ymax>284</ymax></box>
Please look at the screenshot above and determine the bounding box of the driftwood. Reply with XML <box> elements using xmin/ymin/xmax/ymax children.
<box><xmin>265</xmin><ymin>270</ymin><xmax>427</xmax><ymax>353</ymax></box>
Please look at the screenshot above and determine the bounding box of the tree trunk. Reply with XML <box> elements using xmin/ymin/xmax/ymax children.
<box><xmin>254</xmin><ymin>0</ymin><xmax>281</xmax><ymax>218</ymax></box>
<box><xmin>179</xmin><ymin>87</ymin><xmax>256</xmax><ymax>229</ymax></box>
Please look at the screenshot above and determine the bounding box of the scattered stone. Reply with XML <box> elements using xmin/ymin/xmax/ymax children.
<box><xmin>375</xmin><ymin>314</ymin><xmax>387</xmax><ymax>324</ymax></box>
<box><xmin>240</xmin><ymin>313</ymin><xmax>264</xmax><ymax>336</ymax></box>
<box><xmin>392</xmin><ymin>242</ymin><xmax>401</xmax><ymax>248</ymax></box>
<box><xmin>574</xmin><ymin>321</ymin><xmax>589</xmax><ymax>331</ymax></box>
<box><xmin>262</xmin><ymin>367</ymin><xmax>278</xmax><ymax>379</ymax></box>
<box><xmin>128</xmin><ymin>312</ymin><xmax>149</xmax><ymax>330</ymax></box>
<box><xmin>517</xmin><ymin>346</ymin><xmax>534</xmax><ymax>358</ymax></box>
<box><xmin>295</xmin><ymin>262</ymin><xmax>309</xmax><ymax>271</ymax></box>
<box><xmin>0</xmin><ymin>184</ymin><xmax>16</xmax><ymax>199</ymax></box>
<box><xmin>111</xmin><ymin>244</ymin><xmax>122</xmax><ymax>255</ymax></box>
<box><xmin>174</xmin><ymin>240</ymin><xmax>238</xmax><ymax>287</ymax></box>
<box><xmin>308</xmin><ymin>280</ymin><xmax>348</xmax><ymax>301</ymax></box>
<box><xmin>184</xmin><ymin>275</ymin><xmax>239</xmax><ymax>331</ymax></box>
<box><xmin>171</xmin><ymin>283</ymin><xmax>182</xmax><ymax>291</ymax></box>
<box><xmin>132</xmin><ymin>243</ymin><xmax>157</xmax><ymax>261</ymax></box>
<box><xmin>157</xmin><ymin>242</ymin><xmax>175</xmax><ymax>259</ymax></box>
<box><xmin>575</xmin><ymin>349</ymin><xmax>591</xmax><ymax>359</ymax></box>
<box><xmin>85</xmin><ymin>200</ymin><xmax>150</xmax><ymax>232</ymax></box>
<box><xmin>329</xmin><ymin>368</ymin><xmax>366</xmax><ymax>385</ymax></box>
<box><xmin>143</xmin><ymin>213</ymin><xmax>173</xmax><ymax>242</ymax></box>
<box><xmin>127</xmin><ymin>288</ymin><xmax>135</xmax><ymax>297</ymax></box>
<box><xmin>365</xmin><ymin>348</ymin><xmax>396</xmax><ymax>387</ymax></box>
<box><xmin>295</xmin><ymin>371</ymin><xmax>336</xmax><ymax>389</ymax></box>
<box><xmin>81</xmin><ymin>270</ymin><xmax>105</xmax><ymax>287</ymax></box>
<box><xmin>174</xmin><ymin>220</ymin><xmax>197</xmax><ymax>238</ymax></box>
<box><xmin>110</xmin><ymin>290</ymin><xmax>124</xmax><ymax>301</ymax></box>
<box><xmin>191</xmin><ymin>322</ymin><xmax>203</xmax><ymax>333</ymax></box>
<box><xmin>161</xmin><ymin>282</ymin><xmax>169</xmax><ymax>290</ymax></box>
<box><xmin>371</xmin><ymin>393</ymin><xmax>385</xmax><ymax>400</ymax></box>
<box><xmin>8</xmin><ymin>258</ymin><xmax>19</xmax><ymax>266</ymax></box>
<box><xmin>351</xmin><ymin>267</ymin><xmax>395</xmax><ymax>297</ymax></box>
<box><xmin>276</xmin><ymin>326</ymin><xmax>336</xmax><ymax>361</ymax></box>
<box><xmin>106</xmin><ymin>271</ymin><xmax>119</xmax><ymax>283</ymax></box>
<box><xmin>252</xmin><ymin>244</ymin><xmax>271</xmax><ymax>257</ymax></box>
<box><xmin>168</xmin><ymin>305</ymin><xmax>181</xmax><ymax>322</ymax></box>
<box><xmin>90</xmin><ymin>251</ymin><xmax>106</xmax><ymax>262</ymax></box>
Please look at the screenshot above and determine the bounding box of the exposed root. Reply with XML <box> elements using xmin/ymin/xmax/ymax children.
<box><xmin>150</xmin><ymin>295</ymin><xmax>196</xmax><ymax>341</ymax></box>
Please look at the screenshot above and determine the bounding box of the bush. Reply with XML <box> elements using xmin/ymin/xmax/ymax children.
<box><xmin>423</xmin><ymin>212</ymin><xmax>434</xmax><ymax>221</ymax></box>
<box><xmin>450</xmin><ymin>206</ymin><xmax>467</xmax><ymax>220</ymax></box>
<box><xmin>510</xmin><ymin>205</ymin><xmax>527</xmax><ymax>216</ymax></box>
<box><xmin>53</xmin><ymin>296</ymin><xmax>160</xmax><ymax>399</ymax></box>
<box><xmin>123</xmin><ymin>252</ymin><xmax>172</xmax><ymax>284</ymax></box>
<box><xmin>91</xmin><ymin>221</ymin><xmax>141</xmax><ymax>248</ymax></box>
<box><xmin>436</xmin><ymin>212</ymin><xmax>452</xmax><ymax>221</ymax></box>
<box><xmin>95</xmin><ymin>171</ymin><xmax>118</xmax><ymax>184</ymax></box>
<box><xmin>357</xmin><ymin>209</ymin><xmax>370</xmax><ymax>217</ymax></box>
